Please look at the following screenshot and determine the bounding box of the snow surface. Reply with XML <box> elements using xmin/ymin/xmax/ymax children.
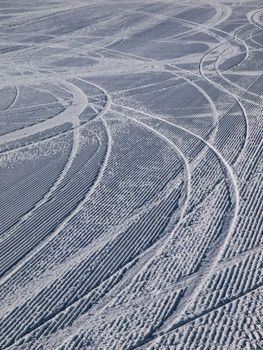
<box><xmin>0</xmin><ymin>0</ymin><xmax>262</xmax><ymax>349</ymax></box>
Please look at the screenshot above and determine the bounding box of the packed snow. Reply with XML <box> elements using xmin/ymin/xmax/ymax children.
<box><xmin>0</xmin><ymin>0</ymin><xmax>262</xmax><ymax>349</ymax></box>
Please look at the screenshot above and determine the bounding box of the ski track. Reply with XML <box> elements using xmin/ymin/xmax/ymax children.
<box><xmin>0</xmin><ymin>106</ymin><xmax>190</xmax><ymax>345</ymax></box>
<box><xmin>0</xmin><ymin>115</ymin><xmax>111</xmax><ymax>287</ymax></box>
<box><xmin>0</xmin><ymin>79</ymin><xmax>112</xmax><ymax>284</ymax></box>
<box><xmin>1</xmin><ymin>86</ymin><xmax>19</xmax><ymax>113</ymax></box>
<box><xmin>0</xmin><ymin>81</ymin><xmax>86</xmax><ymax>145</ymax></box>
<box><xmin>112</xmin><ymin>103</ymin><xmax>240</xmax><ymax>329</ymax></box>
<box><xmin>0</xmin><ymin>1</ymin><xmax>262</xmax><ymax>349</ymax></box>
<box><xmin>1</xmin><ymin>78</ymin><xmax>112</xmax><ymax>239</ymax></box>
<box><xmin>199</xmin><ymin>47</ymin><xmax>250</xmax><ymax>162</ymax></box>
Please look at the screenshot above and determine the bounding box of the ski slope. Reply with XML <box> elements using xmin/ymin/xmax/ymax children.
<box><xmin>0</xmin><ymin>0</ymin><xmax>262</xmax><ymax>349</ymax></box>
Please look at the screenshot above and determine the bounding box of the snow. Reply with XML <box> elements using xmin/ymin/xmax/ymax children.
<box><xmin>0</xmin><ymin>0</ymin><xmax>262</xmax><ymax>349</ymax></box>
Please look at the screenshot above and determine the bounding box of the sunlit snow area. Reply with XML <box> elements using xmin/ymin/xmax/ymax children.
<box><xmin>0</xmin><ymin>0</ymin><xmax>262</xmax><ymax>349</ymax></box>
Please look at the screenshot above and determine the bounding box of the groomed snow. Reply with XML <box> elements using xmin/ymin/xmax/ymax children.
<box><xmin>0</xmin><ymin>1</ymin><xmax>262</xmax><ymax>349</ymax></box>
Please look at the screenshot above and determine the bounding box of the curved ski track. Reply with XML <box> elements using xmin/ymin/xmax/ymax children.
<box><xmin>0</xmin><ymin>1</ymin><xmax>262</xmax><ymax>349</ymax></box>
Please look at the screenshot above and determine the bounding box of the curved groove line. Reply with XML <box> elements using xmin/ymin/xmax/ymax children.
<box><xmin>0</xmin><ymin>110</ymin><xmax>190</xmax><ymax>346</ymax></box>
<box><xmin>0</xmin><ymin>114</ymin><xmax>112</xmax><ymax>286</ymax></box>
<box><xmin>113</xmin><ymin>103</ymin><xmax>240</xmax><ymax>337</ymax></box>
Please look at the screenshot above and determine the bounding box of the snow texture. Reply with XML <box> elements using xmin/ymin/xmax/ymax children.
<box><xmin>0</xmin><ymin>0</ymin><xmax>262</xmax><ymax>349</ymax></box>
